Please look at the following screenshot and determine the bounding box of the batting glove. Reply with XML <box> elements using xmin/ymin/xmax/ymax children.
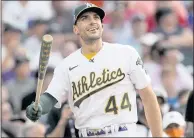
<box><xmin>26</xmin><ymin>102</ymin><xmax>42</xmax><ymax>122</ymax></box>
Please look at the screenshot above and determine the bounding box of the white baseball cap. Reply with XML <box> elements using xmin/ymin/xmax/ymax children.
<box><xmin>163</xmin><ymin>111</ymin><xmax>186</xmax><ymax>129</ymax></box>
<box><xmin>139</xmin><ymin>33</ymin><xmax>162</xmax><ymax>47</ymax></box>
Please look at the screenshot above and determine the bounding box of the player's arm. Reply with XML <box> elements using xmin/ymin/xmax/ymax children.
<box><xmin>128</xmin><ymin>47</ymin><xmax>163</xmax><ymax>137</ymax></box>
<box><xmin>26</xmin><ymin>91</ymin><xmax>58</xmax><ymax>122</ymax></box>
<box><xmin>26</xmin><ymin>63</ymin><xmax>68</xmax><ymax>121</ymax></box>
<box><xmin>137</xmin><ymin>85</ymin><xmax>163</xmax><ymax>137</ymax></box>
<box><xmin>39</xmin><ymin>93</ymin><xmax>57</xmax><ymax>114</ymax></box>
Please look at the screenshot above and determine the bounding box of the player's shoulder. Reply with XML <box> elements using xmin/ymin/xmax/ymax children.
<box><xmin>64</xmin><ymin>48</ymin><xmax>81</xmax><ymax>62</ymax></box>
<box><xmin>54</xmin><ymin>49</ymin><xmax>81</xmax><ymax>70</ymax></box>
<box><xmin>103</xmin><ymin>42</ymin><xmax>137</xmax><ymax>53</ymax></box>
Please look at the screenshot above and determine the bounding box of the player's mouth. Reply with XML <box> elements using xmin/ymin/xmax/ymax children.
<box><xmin>87</xmin><ymin>27</ymin><xmax>99</xmax><ymax>32</ymax></box>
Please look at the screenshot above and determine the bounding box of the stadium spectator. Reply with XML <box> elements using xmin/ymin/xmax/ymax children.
<box><xmin>128</xmin><ymin>13</ymin><xmax>148</xmax><ymax>55</ymax></box>
<box><xmin>176</xmin><ymin>89</ymin><xmax>191</xmax><ymax>115</ymax></box>
<box><xmin>153</xmin><ymin>87</ymin><xmax>170</xmax><ymax>115</ymax></box>
<box><xmin>163</xmin><ymin>111</ymin><xmax>186</xmax><ymax>137</ymax></box>
<box><xmin>2</xmin><ymin>119</ymin><xmax>25</xmax><ymax>137</ymax></box>
<box><xmin>103</xmin><ymin>5</ymin><xmax>132</xmax><ymax>45</ymax></box>
<box><xmin>20</xmin><ymin>122</ymin><xmax>46</xmax><ymax>137</ymax></box>
<box><xmin>139</xmin><ymin>33</ymin><xmax>161</xmax><ymax>63</ymax></box>
<box><xmin>23</xmin><ymin>19</ymin><xmax>49</xmax><ymax>70</ymax></box>
<box><xmin>45</xmin><ymin>103</ymin><xmax>79</xmax><ymax>138</ymax></box>
<box><xmin>2</xmin><ymin>1</ymin><xmax>52</xmax><ymax>31</ymax></box>
<box><xmin>2</xmin><ymin>24</ymin><xmax>23</xmax><ymax>82</ymax></box>
<box><xmin>136</xmin><ymin>93</ymin><xmax>169</xmax><ymax>137</ymax></box>
<box><xmin>49</xmin><ymin>1</ymin><xmax>74</xmax><ymax>34</ymax></box>
<box><xmin>142</xmin><ymin>1</ymin><xmax>189</xmax><ymax>31</ymax></box>
<box><xmin>187</xmin><ymin>2</ymin><xmax>193</xmax><ymax>29</ymax></box>
<box><xmin>160</xmin><ymin>64</ymin><xmax>193</xmax><ymax>109</ymax></box>
<box><xmin>154</xmin><ymin>8</ymin><xmax>193</xmax><ymax>48</ymax></box>
<box><xmin>144</xmin><ymin>41</ymin><xmax>193</xmax><ymax>106</ymax></box>
<box><xmin>2</xmin><ymin>86</ymin><xmax>9</xmax><ymax>104</ymax></box>
<box><xmin>5</xmin><ymin>56</ymin><xmax>36</xmax><ymax>114</ymax></box>
<box><xmin>2</xmin><ymin>102</ymin><xmax>13</xmax><ymax>121</ymax></box>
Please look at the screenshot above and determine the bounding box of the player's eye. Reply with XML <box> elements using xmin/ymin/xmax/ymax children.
<box><xmin>94</xmin><ymin>15</ymin><xmax>100</xmax><ymax>19</ymax></box>
<box><xmin>80</xmin><ymin>16</ymin><xmax>87</xmax><ymax>21</ymax></box>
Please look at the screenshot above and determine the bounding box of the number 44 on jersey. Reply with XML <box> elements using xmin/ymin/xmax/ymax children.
<box><xmin>105</xmin><ymin>93</ymin><xmax>131</xmax><ymax>114</ymax></box>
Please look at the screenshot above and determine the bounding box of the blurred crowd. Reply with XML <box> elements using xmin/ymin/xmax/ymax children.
<box><xmin>1</xmin><ymin>1</ymin><xmax>193</xmax><ymax>137</ymax></box>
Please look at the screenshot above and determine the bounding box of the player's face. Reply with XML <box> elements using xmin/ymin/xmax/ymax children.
<box><xmin>73</xmin><ymin>12</ymin><xmax>103</xmax><ymax>42</ymax></box>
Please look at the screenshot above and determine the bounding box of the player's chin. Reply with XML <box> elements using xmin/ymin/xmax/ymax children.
<box><xmin>88</xmin><ymin>36</ymin><xmax>101</xmax><ymax>41</ymax></box>
<box><xmin>88</xmin><ymin>34</ymin><xmax>101</xmax><ymax>40</ymax></box>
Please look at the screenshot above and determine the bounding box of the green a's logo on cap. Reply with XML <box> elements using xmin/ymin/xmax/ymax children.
<box><xmin>86</xmin><ymin>3</ymin><xmax>96</xmax><ymax>8</ymax></box>
<box><xmin>74</xmin><ymin>3</ymin><xmax>100</xmax><ymax>24</ymax></box>
<box><xmin>86</xmin><ymin>3</ymin><xmax>92</xmax><ymax>7</ymax></box>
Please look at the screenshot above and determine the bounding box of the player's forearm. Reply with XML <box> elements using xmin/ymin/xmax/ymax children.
<box><xmin>141</xmin><ymin>93</ymin><xmax>163</xmax><ymax>137</ymax></box>
<box><xmin>39</xmin><ymin>93</ymin><xmax>58</xmax><ymax>115</ymax></box>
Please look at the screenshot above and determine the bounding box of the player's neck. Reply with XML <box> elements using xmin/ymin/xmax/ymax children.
<box><xmin>81</xmin><ymin>39</ymin><xmax>103</xmax><ymax>54</ymax></box>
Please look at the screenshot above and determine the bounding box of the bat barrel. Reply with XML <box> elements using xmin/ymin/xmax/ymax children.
<box><xmin>38</xmin><ymin>34</ymin><xmax>53</xmax><ymax>80</ymax></box>
<box><xmin>34</xmin><ymin>34</ymin><xmax>53</xmax><ymax>111</ymax></box>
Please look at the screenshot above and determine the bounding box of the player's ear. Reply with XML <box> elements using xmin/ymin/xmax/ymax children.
<box><xmin>73</xmin><ymin>25</ymin><xmax>79</xmax><ymax>35</ymax></box>
<box><xmin>101</xmin><ymin>24</ymin><xmax>104</xmax><ymax>31</ymax></box>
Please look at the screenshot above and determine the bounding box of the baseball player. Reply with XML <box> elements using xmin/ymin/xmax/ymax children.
<box><xmin>26</xmin><ymin>3</ymin><xmax>163</xmax><ymax>137</ymax></box>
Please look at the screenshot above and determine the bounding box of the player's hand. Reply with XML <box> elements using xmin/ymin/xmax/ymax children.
<box><xmin>26</xmin><ymin>102</ymin><xmax>42</xmax><ymax>122</ymax></box>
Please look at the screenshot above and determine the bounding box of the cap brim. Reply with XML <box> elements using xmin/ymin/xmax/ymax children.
<box><xmin>163</xmin><ymin>112</ymin><xmax>186</xmax><ymax>129</ymax></box>
<box><xmin>163</xmin><ymin>119</ymin><xmax>185</xmax><ymax>129</ymax></box>
<box><xmin>4</xmin><ymin>24</ymin><xmax>22</xmax><ymax>33</ymax></box>
<box><xmin>74</xmin><ymin>7</ymin><xmax>105</xmax><ymax>24</ymax></box>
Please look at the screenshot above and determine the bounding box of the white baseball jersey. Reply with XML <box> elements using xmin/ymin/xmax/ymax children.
<box><xmin>45</xmin><ymin>42</ymin><xmax>151</xmax><ymax>129</ymax></box>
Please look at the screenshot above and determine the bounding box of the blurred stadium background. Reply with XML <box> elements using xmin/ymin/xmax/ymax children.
<box><xmin>1</xmin><ymin>1</ymin><xmax>193</xmax><ymax>137</ymax></box>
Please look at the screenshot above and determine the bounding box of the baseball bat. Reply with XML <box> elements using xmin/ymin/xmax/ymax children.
<box><xmin>34</xmin><ymin>34</ymin><xmax>53</xmax><ymax>111</ymax></box>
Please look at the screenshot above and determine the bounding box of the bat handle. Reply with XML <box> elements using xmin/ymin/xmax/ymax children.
<box><xmin>34</xmin><ymin>79</ymin><xmax>44</xmax><ymax>111</ymax></box>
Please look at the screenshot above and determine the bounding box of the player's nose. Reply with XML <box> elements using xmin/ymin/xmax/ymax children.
<box><xmin>89</xmin><ymin>17</ymin><xmax>98</xmax><ymax>25</ymax></box>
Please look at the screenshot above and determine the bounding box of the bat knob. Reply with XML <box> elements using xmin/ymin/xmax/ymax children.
<box><xmin>43</xmin><ymin>34</ymin><xmax>53</xmax><ymax>42</ymax></box>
